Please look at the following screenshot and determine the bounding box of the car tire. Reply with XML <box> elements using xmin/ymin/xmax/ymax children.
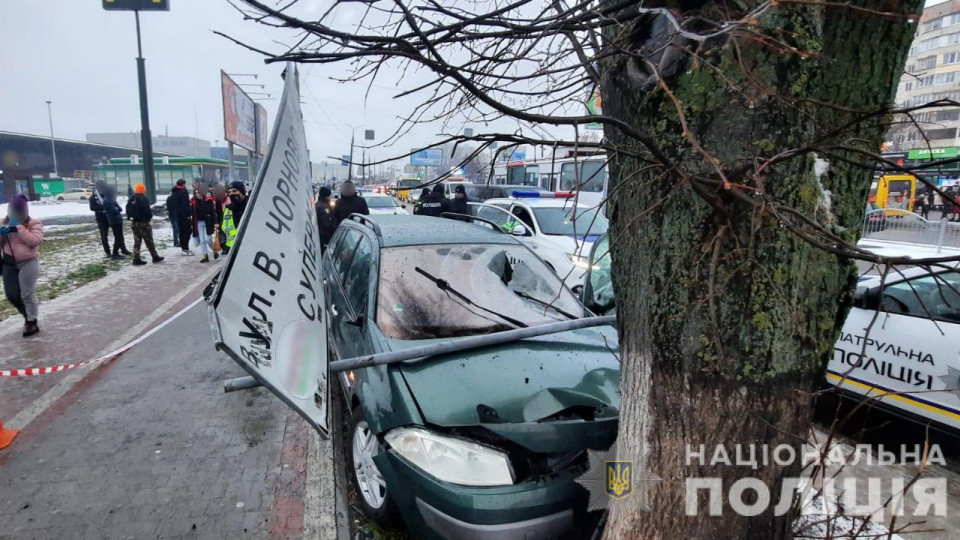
<box><xmin>57</xmin><ymin>196</ymin><xmax>64</xmax><ymax>201</ymax></box>
<box><xmin>347</xmin><ymin>408</ymin><xmax>400</xmax><ymax>526</ymax></box>
<box><xmin>80</xmin><ymin>196</ymin><xmax>87</xmax><ymax>201</ymax></box>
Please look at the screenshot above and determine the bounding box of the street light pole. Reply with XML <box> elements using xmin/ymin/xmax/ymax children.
<box><xmin>348</xmin><ymin>131</ymin><xmax>355</xmax><ymax>181</ymax></box>
<box><xmin>44</xmin><ymin>101</ymin><xmax>59</xmax><ymax>177</ymax></box>
<box><xmin>134</xmin><ymin>10</ymin><xmax>158</xmax><ymax>203</ymax></box>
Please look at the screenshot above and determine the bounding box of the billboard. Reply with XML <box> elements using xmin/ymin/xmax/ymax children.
<box><xmin>497</xmin><ymin>147</ymin><xmax>526</xmax><ymax>162</ymax></box>
<box><xmin>255</xmin><ymin>103</ymin><xmax>269</xmax><ymax>156</ymax></box>
<box><xmin>103</xmin><ymin>0</ymin><xmax>170</xmax><ymax>10</ymax></box>
<box><xmin>410</xmin><ymin>148</ymin><xmax>443</xmax><ymax>166</ymax></box>
<box><xmin>221</xmin><ymin>71</ymin><xmax>257</xmax><ymax>152</ymax></box>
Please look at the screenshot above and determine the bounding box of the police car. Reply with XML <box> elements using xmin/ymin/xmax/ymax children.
<box><xmin>827</xmin><ymin>264</ymin><xmax>960</xmax><ymax>432</ymax></box>
<box><xmin>466</xmin><ymin>192</ymin><xmax>608</xmax><ymax>292</ymax></box>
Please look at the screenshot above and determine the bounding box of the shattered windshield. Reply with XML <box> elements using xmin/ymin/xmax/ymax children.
<box><xmin>376</xmin><ymin>244</ymin><xmax>585</xmax><ymax>339</ymax></box>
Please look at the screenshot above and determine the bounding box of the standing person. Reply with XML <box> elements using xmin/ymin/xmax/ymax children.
<box><xmin>191</xmin><ymin>182</ymin><xmax>217</xmax><ymax>263</ymax></box>
<box><xmin>212</xmin><ymin>184</ymin><xmax>228</xmax><ymax>257</ymax></box>
<box><xmin>315</xmin><ymin>186</ymin><xmax>337</xmax><ymax>251</ymax></box>
<box><xmin>449</xmin><ymin>184</ymin><xmax>469</xmax><ymax>215</ymax></box>
<box><xmin>412</xmin><ymin>188</ymin><xmax>430</xmax><ymax>215</ymax></box>
<box><xmin>221</xmin><ymin>181</ymin><xmax>248</xmax><ymax>252</ymax></box>
<box><xmin>916</xmin><ymin>190</ymin><xmax>931</xmax><ymax>219</ymax></box>
<box><xmin>165</xmin><ymin>188</ymin><xmax>180</xmax><ymax>248</ymax></box>
<box><xmin>125</xmin><ymin>183</ymin><xmax>164</xmax><ymax>266</ymax></box>
<box><xmin>1</xmin><ymin>194</ymin><xmax>43</xmax><ymax>337</ymax></box>
<box><xmin>417</xmin><ymin>184</ymin><xmax>450</xmax><ymax>217</ymax></box>
<box><xmin>934</xmin><ymin>190</ymin><xmax>944</xmax><ymax>217</ymax></box>
<box><xmin>169</xmin><ymin>179</ymin><xmax>194</xmax><ymax>255</ymax></box>
<box><xmin>103</xmin><ymin>186</ymin><xmax>130</xmax><ymax>260</ymax></box>
<box><xmin>333</xmin><ymin>180</ymin><xmax>369</xmax><ymax>225</ymax></box>
<box><xmin>90</xmin><ymin>181</ymin><xmax>113</xmax><ymax>257</ymax></box>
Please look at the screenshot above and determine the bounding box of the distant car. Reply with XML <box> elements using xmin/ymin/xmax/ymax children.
<box><xmin>364</xmin><ymin>194</ymin><xmax>409</xmax><ymax>215</ymax></box>
<box><xmin>826</xmin><ymin>264</ymin><xmax>960</xmax><ymax>433</ymax></box>
<box><xmin>467</xmin><ymin>193</ymin><xmax>609</xmax><ymax>293</ymax></box>
<box><xmin>324</xmin><ymin>214</ymin><xmax>618</xmax><ymax>538</ymax></box>
<box><xmin>441</xmin><ymin>181</ymin><xmax>473</xmax><ymax>198</ymax></box>
<box><xmin>463</xmin><ymin>184</ymin><xmax>547</xmax><ymax>202</ymax></box>
<box><xmin>57</xmin><ymin>188</ymin><xmax>93</xmax><ymax>201</ymax></box>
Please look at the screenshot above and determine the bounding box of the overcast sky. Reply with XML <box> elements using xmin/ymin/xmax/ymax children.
<box><xmin>0</xmin><ymin>0</ymin><xmax>529</xmax><ymax>167</ymax></box>
<box><xmin>0</xmin><ymin>0</ymin><xmax>948</xmax><ymax>168</ymax></box>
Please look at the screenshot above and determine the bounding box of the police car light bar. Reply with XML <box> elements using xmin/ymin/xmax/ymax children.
<box><xmin>510</xmin><ymin>191</ymin><xmax>575</xmax><ymax>199</ymax></box>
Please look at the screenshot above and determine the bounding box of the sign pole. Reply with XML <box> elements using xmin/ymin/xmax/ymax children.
<box><xmin>228</xmin><ymin>142</ymin><xmax>235</xmax><ymax>182</ymax></box>
<box><xmin>348</xmin><ymin>132</ymin><xmax>354</xmax><ymax>181</ymax></box>
<box><xmin>134</xmin><ymin>10</ymin><xmax>157</xmax><ymax>203</ymax></box>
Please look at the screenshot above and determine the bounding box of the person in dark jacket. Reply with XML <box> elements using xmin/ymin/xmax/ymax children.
<box><xmin>125</xmin><ymin>183</ymin><xmax>164</xmax><ymax>266</ymax></box>
<box><xmin>191</xmin><ymin>182</ymin><xmax>217</xmax><ymax>263</ymax></box>
<box><xmin>221</xmin><ymin>181</ymin><xmax>248</xmax><ymax>252</ymax></box>
<box><xmin>165</xmin><ymin>191</ymin><xmax>180</xmax><ymax>248</ymax></box>
<box><xmin>168</xmin><ymin>179</ymin><xmax>193</xmax><ymax>255</ymax></box>
<box><xmin>90</xmin><ymin>181</ymin><xmax>113</xmax><ymax>257</ymax></box>
<box><xmin>412</xmin><ymin>188</ymin><xmax>430</xmax><ymax>215</ymax></box>
<box><xmin>103</xmin><ymin>186</ymin><xmax>130</xmax><ymax>260</ymax></box>
<box><xmin>333</xmin><ymin>181</ymin><xmax>370</xmax><ymax>225</ymax></box>
<box><xmin>448</xmin><ymin>184</ymin><xmax>469</xmax><ymax>216</ymax></box>
<box><xmin>315</xmin><ymin>186</ymin><xmax>338</xmax><ymax>250</ymax></box>
<box><xmin>417</xmin><ymin>184</ymin><xmax>450</xmax><ymax>217</ymax></box>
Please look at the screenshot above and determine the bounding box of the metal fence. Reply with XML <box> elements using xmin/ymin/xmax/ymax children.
<box><xmin>861</xmin><ymin>209</ymin><xmax>960</xmax><ymax>253</ymax></box>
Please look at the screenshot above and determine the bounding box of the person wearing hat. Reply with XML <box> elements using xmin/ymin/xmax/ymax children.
<box><xmin>449</xmin><ymin>184</ymin><xmax>469</xmax><ymax>216</ymax></box>
<box><xmin>315</xmin><ymin>186</ymin><xmax>337</xmax><ymax>251</ymax></box>
<box><xmin>412</xmin><ymin>187</ymin><xmax>431</xmax><ymax>215</ymax></box>
<box><xmin>90</xmin><ymin>181</ymin><xmax>114</xmax><ymax>257</ymax></box>
<box><xmin>417</xmin><ymin>183</ymin><xmax>450</xmax><ymax>217</ymax></box>
<box><xmin>220</xmin><ymin>181</ymin><xmax>248</xmax><ymax>251</ymax></box>
<box><xmin>1</xmin><ymin>194</ymin><xmax>44</xmax><ymax>337</ymax></box>
<box><xmin>125</xmin><ymin>183</ymin><xmax>164</xmax><ymax>266</ymax></box>
<box><xmin>102</xmin><ymin>185</ymin><xmax>131</xmax><ymax>260</ymax></box>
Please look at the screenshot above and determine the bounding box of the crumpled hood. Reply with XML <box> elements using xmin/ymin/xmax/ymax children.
<box><xmin>393</xmin><ymin>326</ymin><xmax>619</xmax><ymax>451</ymax></box>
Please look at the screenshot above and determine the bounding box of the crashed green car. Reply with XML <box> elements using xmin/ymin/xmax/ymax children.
<box><xmin>323</xmin><ymin>214</ymin><xmax>619</xmax><ymax>538</ymax></box>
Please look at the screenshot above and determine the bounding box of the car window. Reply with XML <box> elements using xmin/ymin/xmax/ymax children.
<box><xmin>511</xmin><ymin>205</ymin><xmax>535</xmax><ymax>230</ymax></box>
<box><xmin>334</xmin><ymin>229</ymin><xmax>361</xmax><ymax>280</ymax></box>
<box><xmin>471</xmin><ymin>204</ymin><xmax>516</xmax><ymax>231</ymax></box>
<box><xmin>881</xmin><ymin>271</ymin><xmax>960</xmax><ymax>323</ymax></box>
<box><xmin>366</xmin><ymin>196</ymin><xmax>396</xmax><ymax>208</ymax></box>
<box><xmin>343</xmin><ymin>237</ymin><xmax>374</xmax><ymax>314</ymax></box>
<box><xmin>376</xmin><ymin>243</ymin><xmax>585</xmax><ymax>339</ymax></box>
<box><xmin>586</xmin><ymin>235</ymin><xmax>614</xmax><ymax>312</ymax></box>
<box><xmin>532</xmin><ymin>207</ymin><xmax>609</xmax><ymax>236</ymax></box>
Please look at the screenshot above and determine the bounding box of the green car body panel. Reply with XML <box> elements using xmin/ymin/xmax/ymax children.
<box><xmin>324</xmin><ymin>215</ymin><xmax>620</xmax><ymax>537</ymax></box>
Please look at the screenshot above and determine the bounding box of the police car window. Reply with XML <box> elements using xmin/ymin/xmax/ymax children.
<box><xmin>376</xmin><ymin>244</ymin><xmax>584</xmax><ymax>339</ymax></box>
<box><xmin>881</xmin><ymin>272</ymin><xmax>960</xmax><ymax>323</ymax></box>
<box><xmin>344</xmin><ymin>237</ymin><xmax>373</xmax><ymax>314</ymax></box>
<box><xmin>473</xmin><ymin>205</ymin><xmax>514</xmax><ymax>229</ymax></box>
<box><xmin>511</xmin><ymin>206</ymin><xmax>535</xmax><ymax>229</ymax></box>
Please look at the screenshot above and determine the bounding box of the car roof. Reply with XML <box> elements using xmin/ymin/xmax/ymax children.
<box><xmin>483</xmin><ymin>197</ymin><xmax>591</xmax><ymax>208</ymax></box>
<box><xmin>347</xmin><ymin>214</ymin><xmax>520</xmax><ymax>248</ymax></box>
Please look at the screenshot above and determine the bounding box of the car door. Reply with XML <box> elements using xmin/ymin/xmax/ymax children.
<box><xmin>326</xmin><ymin>228</ymin><xmax>375</xmax><ymax>363</ymax></box>
<box><xmin>829</xmin><ymin>269</ymin><xmax>960</xmax><ymax>430</ymax></box>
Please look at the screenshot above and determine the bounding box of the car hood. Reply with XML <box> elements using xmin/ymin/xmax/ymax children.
<box><xmin>542</xmin><ymin>234</ymin><xmax>597</xmax><ymax>257</ymax></box>
<box><xmin>390</xmin><ymin>325</ymin><xmax>620</xmax><ymax>451</ymax></box>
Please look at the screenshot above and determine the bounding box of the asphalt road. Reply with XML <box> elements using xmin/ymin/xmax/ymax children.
<box><xmin>0</xmin><ymin>304</ymin><xmax>341</xmax><ymax>539</ymax></box>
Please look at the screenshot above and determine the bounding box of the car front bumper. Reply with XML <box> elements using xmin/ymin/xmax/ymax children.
<box><xmin>375</xmin><ymin>450</ymin><xmax>587</xmax><ymax>539</ymax></box>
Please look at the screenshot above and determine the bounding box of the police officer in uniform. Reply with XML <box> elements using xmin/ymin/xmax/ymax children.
<box><xmin>417</xmin><ymin>184</ymin><xmax>450</xmax><ymax>217</ymax></box>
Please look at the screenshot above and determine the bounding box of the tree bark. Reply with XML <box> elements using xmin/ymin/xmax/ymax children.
<box><xmin>600</xmin><ymin>1</ymin><xmax>921</xmax><ymax>538</ymax></box>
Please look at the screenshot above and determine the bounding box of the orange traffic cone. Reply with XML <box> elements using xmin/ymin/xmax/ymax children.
<box><xmin>0</xmin><ymin>418</ymin><xmax>18</xmax><ymax>450</ymax></box>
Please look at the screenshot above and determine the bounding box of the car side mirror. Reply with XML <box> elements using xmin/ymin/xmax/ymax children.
<box><xmin>852</xmin><ymin>286</ymin><xmax>879</xmax><ymax>310</ymax></box>
<box><xmin>512</xmin><ymin>224</ymin><xmax>528</xmax><ymax>236</ymax></box>
<box><xmin>401</xmin><ymin>204</ymin><xmax>407</xmax><ymax>208</ymax></box>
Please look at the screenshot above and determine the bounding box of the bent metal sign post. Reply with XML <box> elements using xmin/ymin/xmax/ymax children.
<box><xmin>208</xmin><ymin>63</ymin><xmax>329</xmax><ymax>437</ymax></box>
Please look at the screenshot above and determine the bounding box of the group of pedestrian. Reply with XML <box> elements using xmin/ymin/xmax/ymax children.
<box><xmin>90</xmin><ymin>181</ymin><xmax>131</xmax><ymax>260</ymax></box>
<box><xmin>315</xmin><ymin>180</ymin><xmax>369</xmax><ymax>250</ymax></box>
<box><xmin>915</xmin><ymin>187</ymin><xmax>960</xmax><ymax>221</ymax></box>
<box><xmin>414</xmin><ymin>184</ymin><xmax>468</xmax><ymax>217</ymax></box>
<box><xmin>2</xmin><ymin>194</ymin><xmax>43</xmax><ymax>337</ymax></box>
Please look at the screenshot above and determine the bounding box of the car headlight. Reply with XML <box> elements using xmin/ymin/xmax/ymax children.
<box><xmin>568</xmin><ymin>253</ymin><xmax>596</xmax><ymax>270</ymax></box>
<box><xmin>384</xmin><ymin>427</ymin><xmax>514</xmax><ymax>486</ymax></box>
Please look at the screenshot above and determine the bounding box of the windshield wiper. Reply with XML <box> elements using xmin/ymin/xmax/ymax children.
<box><xmin>414</xmin><ymin>267</ymin><xmax>528</xmax><ymax>329</ymax></box>
<box><xmin>512</xmin><ymin>291</ymin><xmax>578</xmax><ymax>320</ymax></box>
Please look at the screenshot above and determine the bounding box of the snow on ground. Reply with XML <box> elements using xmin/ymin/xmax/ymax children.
<box><xmin>0</xmin><ymin>200</ymin><xmax>93</xmax><ymax>220</ymax></box>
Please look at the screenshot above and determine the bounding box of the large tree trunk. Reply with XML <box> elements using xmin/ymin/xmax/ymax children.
<box><xmin>600</xmin><ymin>2</ymin><xmax>921</xmax><ymax>538</ymax></box>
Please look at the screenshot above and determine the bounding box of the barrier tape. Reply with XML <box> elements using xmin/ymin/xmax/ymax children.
<box><xmin>0</xmin><ymin>297</ymin><xmax>203</xmax><ymax>378</ymax></box>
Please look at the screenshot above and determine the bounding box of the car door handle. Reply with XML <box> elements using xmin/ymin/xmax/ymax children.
<box><xmin>331</xmin><ymin>304</ymin><xmax>339</xmax><ymax>317</ymax></box>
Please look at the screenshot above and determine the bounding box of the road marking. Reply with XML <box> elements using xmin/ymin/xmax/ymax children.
<box><xmin>6</xmin><ymin>266</ymin><xmax>218</xmax><ymax>431</ymax></box>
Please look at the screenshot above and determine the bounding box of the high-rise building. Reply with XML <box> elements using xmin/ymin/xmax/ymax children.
<box><xmin>891</xmin><ymin>0</ymin><xmax>960</xmax><ymax>151</ymax></box>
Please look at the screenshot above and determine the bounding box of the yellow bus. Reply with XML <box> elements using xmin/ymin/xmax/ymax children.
<box><xmin>394</xmin><ymin>177</ymin><xmax>422</xmax><ymax>202</ymax></box>
<box><xmin>869</xmin><ymin>174</ymin><xmax>916</xmax><ymax>213</ymax></box>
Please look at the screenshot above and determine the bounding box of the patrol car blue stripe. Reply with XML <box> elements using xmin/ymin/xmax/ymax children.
<box><xmin>826</xmin><ymin>370</ymin><xmax>960</xmax><ymax>419</ymax></box>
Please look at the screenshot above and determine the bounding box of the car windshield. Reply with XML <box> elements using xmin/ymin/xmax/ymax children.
<box><xmin>365</xmin><ymin>196</ymin><xmax>396</xmax><ymax>208</ymax></box>
<box><xmin>399</xmin><ymin>180</ymin><xmax>421</xmax><ymax>189</ymax></box>
<box><xmin>533</xmin><ymin>207</ymin><xmax>609</xmax><ymax>236</ymax></box>
<box><xmin>376</xmin><ymin>243</ymin><xmax>585</xmax><ymax>339</ymax></box>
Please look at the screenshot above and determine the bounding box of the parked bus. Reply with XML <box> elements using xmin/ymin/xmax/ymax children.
<box><xmin>869</xmin><ymin>174</ymin><xmax>916</xmax><ymax>213</ymax></box>
<box><xmin>492</xmin><ymin>150</ymin><xmax>609</xmax><ymax>210</ymax></box>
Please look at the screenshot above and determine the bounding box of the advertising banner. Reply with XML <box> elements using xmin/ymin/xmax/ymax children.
<box><xmin>208</xmin><ymin>64</ymin><xmax>329</xmax><ymax>437</ymax></box>
<box><xmin>221</xmin><ymin>71</ymin><xmax>257</xmax><ymax>152</ymax></box>
<box><xmin>410</xmin><ymin>148</ymin><xmax>443</xmax><ymax>166</ymax></box>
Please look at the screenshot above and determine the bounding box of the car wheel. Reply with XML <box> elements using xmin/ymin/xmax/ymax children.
<box><xmin>57</xmin><ymin>196</ymin><xmax>64</xmax><ymax>201</ymax></box>
<box><xmin>80</xmin><ymin>196</ymin><xmax>87</xmax><ymax>200</ymax></box>
<box><xmin>348</xmin><ymin>409</ymin><xmax>400</xmax><ymax>525</ymax></box>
